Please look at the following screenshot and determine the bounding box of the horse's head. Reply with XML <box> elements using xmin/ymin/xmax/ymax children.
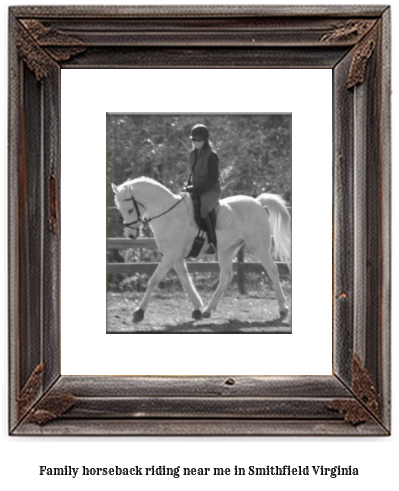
<box><xmin>112</xmin><ymin>182</ymin><xmax>142</xmax><ymax>240</ymax></box>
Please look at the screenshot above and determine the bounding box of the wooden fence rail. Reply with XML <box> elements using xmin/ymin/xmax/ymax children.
<box><xmin>108</xmin><ymin>237</ymin><xmax>158</xmax><ymax>250</ymax></box>
<box><xmin>107</xmin><ymin>237</ymin><xmax>289</xmax><ymax>294</ymax></box>
<box><xmin>107</xmin><ymin>260</ymin><xmax>289</xmax><ymax>275</ymax></box>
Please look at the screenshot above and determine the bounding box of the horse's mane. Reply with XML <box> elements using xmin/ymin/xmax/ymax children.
<box><xmin>134</xmin><ymin>176</ymin><xmax>168</xmax><ymax>189</ymax></box>
<box><xmin>116</xmin><ymin>176</ymin><xmax>175</xmax><ymax>203</ymax></box>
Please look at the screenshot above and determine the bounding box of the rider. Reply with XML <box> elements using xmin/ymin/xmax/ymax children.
<box><xmin>185</xmin><ymin>124</ymin><xmax>221</xmax><ymax>254</ymax></box>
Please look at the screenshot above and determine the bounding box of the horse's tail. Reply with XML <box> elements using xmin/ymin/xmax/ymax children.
<box><xmin>257</xmin><ymin>193</ymin><xmax>291</xmax><ymax>264</ymax></box>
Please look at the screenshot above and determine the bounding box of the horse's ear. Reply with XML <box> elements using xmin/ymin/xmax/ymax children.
<box><xmin>111</xmin><ymin>183</ymin><xmax>118</xmax><ymax>194</ymax></box>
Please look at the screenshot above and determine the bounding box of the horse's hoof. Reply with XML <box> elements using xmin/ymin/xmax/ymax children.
<box><xmin>279</xmin><ymin>307</ymin><xmax>289</xmax><ymax>320</ymax></box>
<box><xmin>133</xmin><ymin>309</ymin><xmax>144</xmax><ymax>323</ymax></box>
<box><xmin>192</xmin><ymin>309</ymin><xmax>202</xmax><ymax>320</ymax></box>
<box><xmin>202</xmin><ymin>310</ymin><xmax>211</xmax><ymax>319</ymax></box>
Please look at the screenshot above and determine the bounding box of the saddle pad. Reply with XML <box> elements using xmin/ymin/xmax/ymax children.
<box><xmin>215</xmin><ymin>202</ymin><xmax>235</xmax><ymax>230</ymax></box>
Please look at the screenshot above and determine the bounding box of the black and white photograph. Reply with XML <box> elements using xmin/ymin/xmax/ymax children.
<box><xmin>107</xmin><ymin>114</ymin><xmax>292</xmax><ymax>333</ymax></box>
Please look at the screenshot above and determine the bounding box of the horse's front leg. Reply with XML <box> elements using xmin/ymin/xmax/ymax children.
<box><xmin>202</xmin><ymin>247</ymin><xmax>237</xmax><ymax>318</ymax></box>
<box><xmin>173</xmin><ymin>258</ymin><xmax>203</xmax><ymax>319</ymax></box>
<box><xmin>133</xmin><ymin>255</ymin><xmax>173</xmax><ymax>322</ymax></box>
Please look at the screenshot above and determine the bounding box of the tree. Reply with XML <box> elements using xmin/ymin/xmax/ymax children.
<box><xmin>106</xmin><ymin>113</ymin><xmax>292</xmax><ymax>207</ymax></box>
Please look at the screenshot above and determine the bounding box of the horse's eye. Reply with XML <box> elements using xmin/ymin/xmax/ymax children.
<box><xmin>127</xmin><ymin>209</ymin><xmax>134</xmax><ymax>214</ymax></box>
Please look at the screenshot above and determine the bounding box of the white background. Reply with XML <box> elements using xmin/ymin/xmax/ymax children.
<box><xmin>61</xmin><ymin>68</ymin><xmax>332</xmax><ymax>376</ymax></box>
<box><xmin>1</xmin><ymin>1</ymin><xmax>398</xmax><ymax>490</ymax></box>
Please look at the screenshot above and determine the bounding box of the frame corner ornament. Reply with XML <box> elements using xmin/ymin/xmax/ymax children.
<box><xmin>17</xmin><ymin>363</ymin><xmax>45</xmax><ymax>419</ymax></box>
<box><xmin>27</xmin><ymin>392</ymin><xmax>77</xmax><ymax>425</ymax></box>
<box><xmin>320</xmin><ymin>19</ymin><xmax>376</xmax><ymax>44</ymax></box>
<box><xmin>346</xmin><ymin>27</ymin><xmax>378</xmax><ymax>88</ymax></box>
<box><xmin>328</xmin><ymin>354</ymin><xmax>380</xmax><ymax>425</ymax></box>
<box><xmin>352</xmin><ymin>353</ymin><xmax>380</xmax><ymax>417</ymax></box>
<box><xmin>17</xmin><ymin>19</ymin><xmax>85</xmax><ymax>81</ymax></box>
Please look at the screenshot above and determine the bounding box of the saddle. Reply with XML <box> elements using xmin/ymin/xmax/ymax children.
<box><xmin>186</xmin><ymin>192</ymin><xmax>218</xmax><ymax>259</ymax></box>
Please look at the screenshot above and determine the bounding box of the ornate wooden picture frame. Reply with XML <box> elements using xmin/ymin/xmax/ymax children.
<box><xmin>9</xmin><ymin>5</ymin><xmax>391</xmax><ymax>435</ymax></box>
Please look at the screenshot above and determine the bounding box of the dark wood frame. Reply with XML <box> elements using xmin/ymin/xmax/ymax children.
<box><xmin>9</xmin><ymin>5</ymin><xmax>391</xmax><ymax>436</ymax></box>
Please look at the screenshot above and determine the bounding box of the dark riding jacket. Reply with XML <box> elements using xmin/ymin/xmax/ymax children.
<box><xmin>188</xmin><ymin>147</ymin><xmax>221</xmax><ymax>195</ymax></box>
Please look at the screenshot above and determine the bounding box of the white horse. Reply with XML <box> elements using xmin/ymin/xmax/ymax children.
<box><xmin>111</xmin><ymin>177</ymin><xmax>291</xmax><ymax>323</ymax></box>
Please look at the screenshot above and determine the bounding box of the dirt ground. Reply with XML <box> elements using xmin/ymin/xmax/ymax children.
<box><xmin>107</xmin><ymin>290</ymin><xmax>292</xmax><ymax>334</ymax></box>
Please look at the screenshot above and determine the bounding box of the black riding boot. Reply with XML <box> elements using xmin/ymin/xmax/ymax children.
<box><xmin>203</xmin><ymin>213</ymin><xmax>217</xmax><ymax>254</ymax></box>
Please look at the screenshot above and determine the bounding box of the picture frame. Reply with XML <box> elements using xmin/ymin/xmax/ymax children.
<box><xmin>9</xmin><ymin>5</ymin><xmax>391</xmax><ymax>435</ymax></box>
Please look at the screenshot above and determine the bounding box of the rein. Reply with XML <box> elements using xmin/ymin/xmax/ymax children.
<box><xmin>122</xmin><ymin>192</ymin><xmax>186</xmax><ymax>230</ymax></box>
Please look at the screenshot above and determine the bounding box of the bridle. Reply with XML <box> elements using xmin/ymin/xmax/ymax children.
<box><xmin>121</xmin><ymin>190</ymin><xmax>186</xmax><ymax>233</ymax></box>
<box><xmin>121</xmin><ymin>194</ymin><xmax>145</xmax><ymax>232</ymax></box>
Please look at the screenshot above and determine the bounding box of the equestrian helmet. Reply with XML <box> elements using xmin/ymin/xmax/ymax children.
<box><xmin>190</xmin><ymin>124</ymin><xmax>209</xmax><ymax>140</ymax></box>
